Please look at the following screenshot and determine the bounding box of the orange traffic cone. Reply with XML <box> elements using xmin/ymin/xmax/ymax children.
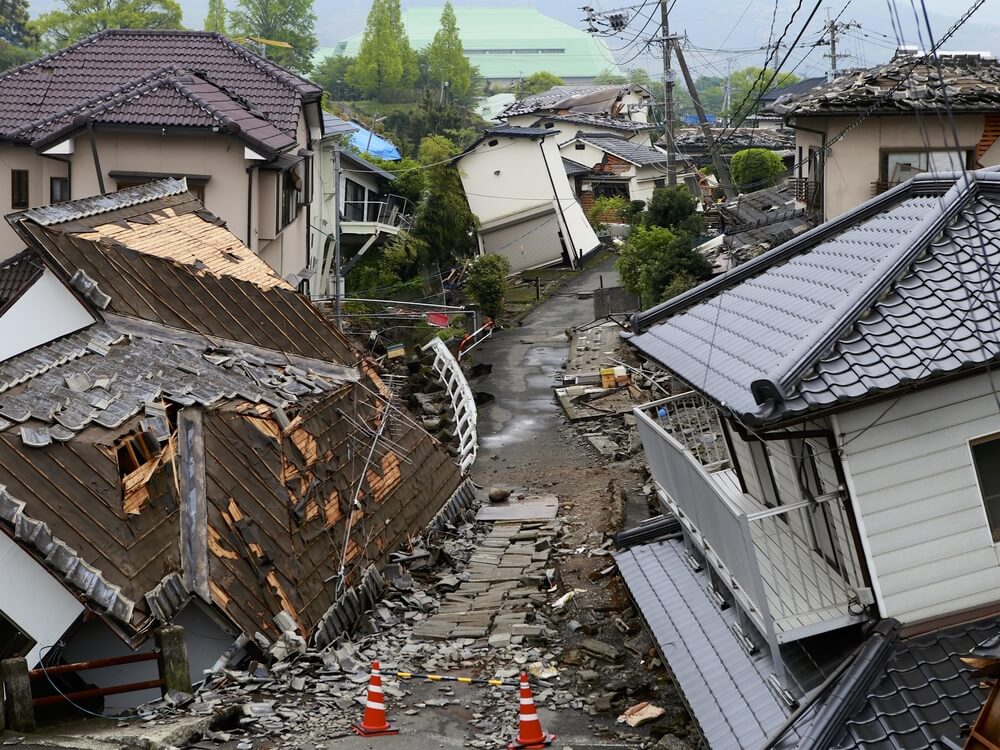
<box><xmin>352</xmin><ymin>660</ymin><xmax>398</xmax><ymax>737</ymax></box>
<box><xmin>508</xmin><ymin>673</ymin><xmax>555</xmax><ymax>749</ymax></box>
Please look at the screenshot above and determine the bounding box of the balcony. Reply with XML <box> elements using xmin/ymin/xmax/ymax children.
<box><xmin>634</xmin><ymin>393</ymin><xmax>867</xmax><ymax>656</ymax></box>
<box><xmin>342</xmin><ymin>193</ymin><xmax>412</xmax><ymax>236</ymax></box>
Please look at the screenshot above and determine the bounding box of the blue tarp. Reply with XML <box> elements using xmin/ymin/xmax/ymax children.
<box><xmin>683</xmin><ymin>113</ymin><xmax>718</xmax><ymax>125</ymax></box>
<box><xmin>349</xmin><ymin>126</ymin><xmax>401</xmax><ymax>161</ymax></box>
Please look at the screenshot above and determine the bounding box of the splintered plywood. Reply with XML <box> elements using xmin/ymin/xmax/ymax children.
<box><xmin>79</xmin><ymin>208</ymin><xmax>290</xmax><ymax>289</ymax></box>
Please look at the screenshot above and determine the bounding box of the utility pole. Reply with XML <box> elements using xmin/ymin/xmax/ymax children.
<box><xmin>723</xmin><ymin>59</ymin><xmax>732</xmax><ymax>128</ymax></box>
<box><xmin>817</xmin><ymin>12</ymin><xmax>860</xmax><ymax>80</ymax></box>
<box><xmin>660</xmin><ymin>0</ymin><xmax>676</xmax><ymax>185</ymax></box>
<box><xmin>674</xmin><ymin>42</ymin><xmax>737</xmax><ymax>199</ymax></box>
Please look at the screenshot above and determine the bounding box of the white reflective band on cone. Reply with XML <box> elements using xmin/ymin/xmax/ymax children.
<box><xmin>365</xmin><ymin>700</ymin><xmax>384</xmax><ymax>709</ymax></box>
<box><xmin>519</xmin><ymin>713</ymin><xmax>539</xmax><ymax>723</ymax></box>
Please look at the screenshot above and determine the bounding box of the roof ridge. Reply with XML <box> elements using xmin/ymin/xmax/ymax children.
<box><xmin>13</xmin><ymin>177</ymin><xmax>190</xmax><ymax>229</ymax></box>
<box><xmin>211</xmin><ymin>32</ymin><xmax>322</xmax><ymax>101</ymax></box>
<box><xmin>752</xmin><ymin>175</ymin><xmax>978</xmax><ymax>407</ymax></box>
<box><xmin>11</xmin><ymin>65</ymin><xmax>180</xmax><ymax>141</ymax></box>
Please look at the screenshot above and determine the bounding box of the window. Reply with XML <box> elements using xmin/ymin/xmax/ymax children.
<box><xmin>50</xmin><ymin>176</ymin><xmax>69</xmax><ymax>204</ymax></box>
<box><xmin>279</xmin><ymin>167</ymin><xmax>301</xmax><ymax>229</ymax></box>
<box><xmin>881</xmin><ymin>149</ymin><xmax>970</xmax><ymax>184</ymax></box>
<box><xmin>11</xmin><ymin>170</ymin><xmax>28</xmax><ymax>209</ymax></box>
<box><xmin>972</xmin><ymin>434</ymin><xmax>1000</xmax><ymax>542</ymax></box>
<box><xmin>749</xmin><ymin>440</ymin><xmax>782</xmax><ymax>509</ymax></box>
<box><xmin>343</xmin><ymin>178</ymin><xmax>366</xmax><ymax>221</ymax></box>
<box><xmin>654</xmin><ymin>178</ymin><xmax>666</xmax><ymax>188</ymax></box>
<box><xmin>593</xmin><ymin>181</ymin><xmax>629</xmax><ymax>200</ymax></box>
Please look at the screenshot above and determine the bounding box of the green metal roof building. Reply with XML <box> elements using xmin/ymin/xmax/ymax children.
<box><xmin>325</xmin><ymin>6</ymin><xmax>622</xmax><ymax>84</ymax></box>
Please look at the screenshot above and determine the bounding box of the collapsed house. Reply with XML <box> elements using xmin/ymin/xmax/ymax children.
<box><xmin>456</xmin><ymin>126</ymin><xmax>601</xmax><ymax>274</ymax></box>
<box><xmin>0</xmin><ymin>179</ymin><xmax>467</xmax><ymax>698</ymax></box>
<box><xmin>501</xmin><ymin>84</ymin><xmax>655</xmax><ymax>143</ymax></box>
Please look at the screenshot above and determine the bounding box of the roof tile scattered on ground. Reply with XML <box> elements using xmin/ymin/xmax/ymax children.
<box><xmin>771</xmin><ymin>51</ymin><xmax>1000</xmax><ymax>116</ymax></box>
<box><xmin>630</xmin><ymin>169</ymin><xmax>1000</xmax><ymax>423</ymax></box>
<box><xmin>0</xmin><ymin>30</ymin><xmax>318</xmax><ymax>140</ymax></box>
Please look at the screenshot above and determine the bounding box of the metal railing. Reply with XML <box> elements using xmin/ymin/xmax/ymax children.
<box><xmin>791</xmin><ymin>178</ymin><xmax>823</xmax><ymax>215</ymax></box>
<box><xmin>343</xmin><ymin>193</ymin><xmax>413</xmax><ymax>228</ymax></box>
<box><xmin>634</xmin><ymin>393</ymin><xmax>864</xmax><ymax>652</ymax></box>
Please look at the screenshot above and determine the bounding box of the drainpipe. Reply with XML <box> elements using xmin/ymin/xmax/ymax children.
<box><xmin>86</xmin><ymin>120</ymin><xmax>105</xmax><ymax>195</ymax></box>
<box><xmin>245</xmin><ymin>166</ymin><xmax>254</xmax><ymax>248</ymax></box>
<box><xmin>786</xmin><ymin>118</ymin><xmax>826</xmax><ymax>219</ymax></box>
<box><xmin>538</xmin><ymin>137</ymin><xmax>577</xmax><ymax>269</ymax></box>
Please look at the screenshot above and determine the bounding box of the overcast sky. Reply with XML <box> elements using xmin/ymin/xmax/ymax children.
<box><xmin>26</xmin><ymin>0</ymin><xmax>1000</xmax><ymax>79</ymax></box>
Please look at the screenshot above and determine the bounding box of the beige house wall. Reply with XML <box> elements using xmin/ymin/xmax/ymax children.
<box><xmin>0</xmin><ymin>145</ymin><xmax>70</xmax><ymax>257</ymax></box>
<box><xmin>0</xmin><ymin>128</ymin><xmax>312</xmax><ymax>279</ymax></box>
<box><xmin>795</xmin><ymin>114</ymin><xmax>988</xmax><ymax>220</ymax></box>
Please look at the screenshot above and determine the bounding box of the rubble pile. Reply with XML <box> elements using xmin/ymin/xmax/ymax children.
<box><xmin>129</xmin><ymin>501</ymin><xmax>686</xmax><ymax>749</ymax></box>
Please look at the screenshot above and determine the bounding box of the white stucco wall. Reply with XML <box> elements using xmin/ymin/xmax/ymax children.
<box><xmin>0</xmin><ymin>530</ymin><xmax>84</xmax><ymax>667</ymax></box>
<box><xmin>0</xmin><ymin>269</ymin><xmax>94</xmax><ymax>363</ymax></box>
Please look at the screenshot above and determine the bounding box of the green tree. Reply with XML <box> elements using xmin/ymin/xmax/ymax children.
<box><xmin>0</xmin><ymin>0</ymin><xmax>35</xmax><ymax>46</ymax></box>
<box><xmin>203</xmin><ymin>0</ymin><xmax>226</xmax><ymax>32</ymax></box>
<box><xmin>522</xmin><ymin>70</ymin><xmax>563</xmax><ymax>95</ymax></box>
<box><xmin>229</xmin><ymin>0</ymin><xmax>317</xmax><ymax>74</ymax></box>
<box><xmin>410</xmin><ymin>134</ymin><xmax>477</xmax><ymax>266</ymax></box>
<box><xmin>645</xmin><ymin>186</ymin><xmax>698</xmax><ymax>229</ymax></box>
<box><xmin>616</xmin><ymin>225</ymin><xmax>712</xmax><ymax>303</ymax></box>
<box><xmin>348</xmin><ymin>0</ymin><xmax>416</xmax><ymax>99</ymax></box>
<box><xmin>730</xmin><ymin>147</ymin><xmax>785</xmax><ymax>191</ymax></box>
<box><xmin>314</xmin><ymin>54</ymin><xmax>362</xmax><ymax>99</ymax></box>
<box><xmin>0</xmin><ymin>40</ymin><xmax>33</xmax><ymax>71</ymax></box>
<box><xmin>426</xmin><ymin>1</ymin><xmax>473</xmax><ymax>103</ymax></box>
<box><xmin>32</xmin><ymin>0</ymin><xmax>183</xmax><ymax>49</ymax></box>
<box><xmin>592</xmin><ymin>67</ymin><xmax>627</xmax><ymax>85</ymax></box>
<box><xmin>464</xmin><ymin>254</ymin><xmax>510</xmax><ymax>319</ymax></box>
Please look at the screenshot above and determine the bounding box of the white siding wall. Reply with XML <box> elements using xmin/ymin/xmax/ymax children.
<box><xmin>0</xmin><ymin>270</ymin><xmax>94</xmax><ymax>363</ymax></box>
<box><xmin>0</xmin><ymin>530</ymin><xmax>84</xmax><ymax>667</ymax></box>
<box><xmin>836</xmin><ymin>372</ymin><xmax>1000</xmax><ymax>624</ymax></box>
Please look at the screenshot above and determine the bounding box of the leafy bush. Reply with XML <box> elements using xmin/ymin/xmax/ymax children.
<box><xmin>464</xmin><ymin>254</ymin><xmax>511</xmax><ymax>319</ymax></box>
<box><xmin>616</xmin><ymin>226</ymin><xmax>712</xmax><ymax>303</ymax></box>
<box><xmin>730</xmin><ymin>148</ymin><xmax>785</xmax><ymax>192</ymax></box>
<box><xmin>587</xmin><ymin>196</ymin><xmax>630</xmax><ymax>229</ymax></box>
<box><xmin>645</xmin><ymin>186</ymin><xmax>698</xmax><ymax>229</ymax></box>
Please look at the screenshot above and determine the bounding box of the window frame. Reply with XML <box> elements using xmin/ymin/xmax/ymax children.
<box><xmin>11</xmin><ymin>169</ymin><xmax>29</xmax><ymax>209</ymax></box>
<box><xmin>879</xmin><ymin>148</ymin><xmax>973</xmax><ymax>185</ymax></box>
<box><xmin>968</xmin><ymin>430</ymin><xmax>1000</xmax><ymax>544</ymax></box>
<box><xmin>50</xmin><ymin>176</ymin><xmax>70</xmax><ymax>204</ymax></box>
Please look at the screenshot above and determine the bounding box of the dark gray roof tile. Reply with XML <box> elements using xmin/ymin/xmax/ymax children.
<box><xmin>630</xmin><ymin>169</ymin><xmax>1000</xmax><ymax>423</ymax></box>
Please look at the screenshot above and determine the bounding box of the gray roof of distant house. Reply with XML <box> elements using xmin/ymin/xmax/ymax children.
<box><xmin>323</xmin><ymin>113</ymin><xmax>359</xmax><ymax>137</ymax></box>
<box><xmin>759</xmin><ymin>76</ymin><xmax>827</xmax><ymax>104</ymax></box>
<box><xmin>339</xmin><ymin>149</ymin><xmax>396</xmax><ymax>181</ymax></box>
<box><xmin>538</xmin><ymin>112</ymin><xmax>655</xmax><ymax>133</ymax></box>
<box><xmin>721</xmin><ymin>181</ymin><xmax>811</xmax><ymax>250</ymax></box>
<box><xmin>502</xmin><ymin>83</ymin><xmax>648</xmax><ymax>117</ymax></box>
<box><xmin>562</xmin><ymin>157</ymin><xmax>591</xmax><ymax>177</ymax></box>
<box><xmin>574</xmin><ymin>132</ymin><xmax>669</xmax><ymax>166</ymax></box>
<box><xmin>771</xmin><ymin>51</ymin><xmax>1000</xmax><ymax>116</ymax></box>
<box><xmin>629</xmin><ymin>168</ymin><xmax>1000</xmax><ymax>424</ymax></box>
<box><xmin>455</xmin><ymin>126</ymin><xmax>559</xmax><ymax>160</ymax></box>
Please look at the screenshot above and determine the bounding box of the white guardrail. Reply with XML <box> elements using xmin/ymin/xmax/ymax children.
<box><xmin>422</xmin><ymin>337</ymin><xmax>478</xmax><ymax>474</ymax></box>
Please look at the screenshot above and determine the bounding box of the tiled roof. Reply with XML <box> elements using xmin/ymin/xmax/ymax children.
<box><xmin>456</xmin><ymin>126</ymin><xmax>559</xmax><ymax>159</ymax></box>
<box><xmin>575</xmin><ymin>132</ymin><xmax>669</xmax><ymax>166</ymax></box>
<box><xmin>562</xmin><ymin>157</ymin><xmax>591</xmax><ymax>177</ymax></box>
<box><xmin>0</xmin><ymin>30</ymin><xmax>319</xmax><ymax>140</ymax></box>
<box><xmin>831</xmin><ymin>617</ymin><xmax>999</xmax><ymax>749</ymax></box>
<box><xmin>759</xmin><ymin>76</ymin><xmax>827</xmax><ymax>103</ymax></box>
<box><xmin>539</xmin><ymin>112</ymin><xmax>655</xmax><ymax>133</ymax></box>
<box><xmin>10</xmin><ymin>181</ymin><xmax>357</xmax><ymax>365</ymax></box>
<box><xmin>771</xmin><ymin>51</ymin><xmax>1000</xmax><ymax>116</ymax></box>
<box><xmin>0</xmin><ymin>251</ymin><xmax>43</xmax><ymax>312</ymax></box>
<box><xmin>614</xmin><ymin>538</ymin><xmax>856</xmax><ymax>749</ymax></box>
<box><xmin>721</xmin><ymin>181</ymin><xmax>812</xmax><ymax>251</ymax></box>
<box><xmin>323</xmin><ymin>112</ymin><xmax>358</xmax><ymax>137</ymax></box>
<box><xmin>629</xmin><ymin>168</ymin><xmax>1000</xmax><ymax>424</ymax></box>
<box><xmin>502</xmin><ymin>84</ymin><xmax>630</xmax><ymax>117</ymax></box>
<box><xmin>15</xmin><ymin>69</ymin><xmax>296</xmax><ymax>156</ymax></box>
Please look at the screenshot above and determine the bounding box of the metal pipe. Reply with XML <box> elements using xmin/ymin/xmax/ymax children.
<box><xmin>29</xmin><ymin>651</ymin><xmax>158</xmax><ymax>678</ymax></box>
<box><xmin>32</xmin><ymin>678</ymin><xmax>164</xmax><ymax>707</ymax></box>
<box><xmin>86</xmin><ymin>121</ymin><xmax>105</xmax><ymax>194</ymax></box>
